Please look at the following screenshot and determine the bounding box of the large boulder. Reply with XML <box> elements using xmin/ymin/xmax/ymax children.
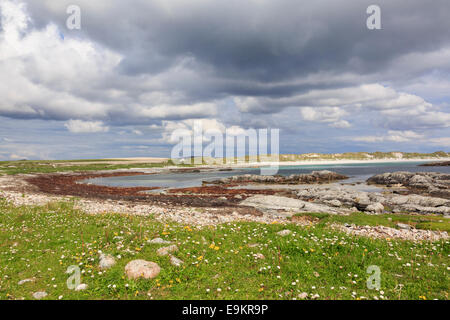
<box><xmin>240</xmin><ymin>195</ymin><xmax>341</xmax><ymax>214</ymax></box>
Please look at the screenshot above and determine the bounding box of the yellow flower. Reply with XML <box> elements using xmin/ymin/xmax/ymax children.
<box><xmin>258</xmin><ymin>288</ymin><xmax>264</xmax><ymax>292</ymax></box>
<box><xmin>176</xmin><ymin>278</ymin><xmax>181</xmax><ymax>283</ymax></box>
<box><xmin>197</xmin><ymin>255</ymin><xmax>203</xmax><ymax>261</ymax></box>
<box><xmin>214</xmin><ymin>246</ymin><xmax>220</xmax><ymax>251</ymax></box>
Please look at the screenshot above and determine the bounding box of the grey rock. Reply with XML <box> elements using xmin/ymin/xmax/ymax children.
<box><xmin>32</xmin><ymin>291</ymin><xmax>48</xmax><ymax>300</ymax></box>
<box><xmin>366</xmin><ymin>202</ymin><xmax>384</xmax><ymax>214</ymax></box>
<box><xmin>99</xmin><ymin>253</ymin><xmax>116</xmax><ymax>269</ymax></box>
<box><xmin>125</xmin><ymin>260</ymin><xmax>161</xmax><ymax>280</ymax></box>
<box><xmin>277</xmin><ymin>229</ymin><xmax>292</xmax><ymax>236</ymax></box>
<box><xmin>240</xmin><ymin>195</ymin><xmax>341</xmax><ymax>214</ymax></box>
<box><xmin>75</xmin><ymin>283</ymin><xmax>88</xmax><ymax>291</ymax></box>
<box><xmin>325</xmin><ymin>199</ymin><xmax>342</xmax><ymax>207</ymax></box>
<box><xmin>18</xmin><ymin>278</ymin><xmax>35</xmax><ymax>285</ymax></box>
<box><xmin>169</xmin><ymin>255</ymin><xmax>184</xmax><ymax>267</ymax></box>
<box><xmin>208</xmin><ymin>170</ymin><xmax>348</xmax><ymax>185</ymax></box>
<box><xmin>396</xmin><ymin>223</ymin><xmax>411</xmax><ymax>230</ymax></box>
<box><xmin>148</xmin><ymin>238</ymin><xmax>172</xmax><ymax>244</ymax></box>
<box><xmin>157</xmin><ymin>245</ymin><xmax>178</xmax><ymax>256</ymax></box>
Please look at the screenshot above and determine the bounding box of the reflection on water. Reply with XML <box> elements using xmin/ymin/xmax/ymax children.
<box><xmin>84</xmin><ymin>161</ymin><xmax>450</xmax><ymax>192</ymax></box>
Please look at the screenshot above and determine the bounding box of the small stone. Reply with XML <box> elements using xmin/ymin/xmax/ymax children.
<box><xmin>157</xmin><ymin>245</ymin><xmax>178</xmax><ymax>256</ymax></box>
<box><xmin>169</xmin><ymin>255</ymin><xmax>184</xmax><ymax>267</ymax></box>
<box><xmin>298</xmin><ymin>292</ymin><xmax>308</xmax><ymax>299</ymax></box>
<box><xmin>32</xmin><ymin>291</ymin><xmax>48</xmax><ymax>300</ymax></box>
<box><xmin>148</xmin><ymin>238</ymin><xmax>172</xmax><ymax>244</ymax></box>
<box><xmin>277</xmin><ymin>229</ymin><xmax>292</xmax><ymax>236</ymax></box>
<box><xmin>254</xmin><ymin>253</ymin><xmax>265</xmax><ymax>259</ymax></box>
<box><xmin>314</xmin><ymin>272</ymin><xmax>320</xmax><ymax>277</ymax></box>
<box><xmin>99</xmin><ymin>253</ymin><xmax>116</xmax><ymax>269</ymax></box>
<box><xmin>18</xmin><ymin>278</ymin><xmax>34</xmax><ymax>285</ymax></box>
<box><xmin>75</xmin><ymin>283</ymin><xmax>88</xmax><ymax>291</ymax></box>
<box><xmin>397</xmin><ymin>223</ymin><xmax>411</xmax><ymax>230</ymax></box>
<box><xmin>125</xmin><ymin>260</ymin><xmax>161</xmax><ymax>280</ymax></box>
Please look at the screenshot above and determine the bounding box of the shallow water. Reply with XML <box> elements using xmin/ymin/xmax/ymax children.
<box><xmin>84</xmin><ymin>161</ymin><xmax>450</xmax><ymax>192</ymax></box>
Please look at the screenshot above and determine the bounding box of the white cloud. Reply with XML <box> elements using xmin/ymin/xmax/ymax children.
<box><xmin>428</xmin><ymin>137</ymin><xmax>450</xmax><ymax>147</ymax></box>
<box><xmin>64</xmin><ymin>120</ymin><xmax>109</xmax><ymax>133</ymax></box>
<box><xmin>160</xmin><ymin>118</ymin><xmax>249</xmax><ymax>144</ymax></box>
<box><xmin>300</xmin><ymin>106</ymin><xmax>350</xmax><ymax>128</ymax></box>
<box><xmin>352</xmin><ymin>130</ymin><xmax>425</xmax><ymax>143</ymax></box>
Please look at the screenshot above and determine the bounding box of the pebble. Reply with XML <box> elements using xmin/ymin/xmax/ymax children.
<box><xmin>18</xmin><ymin>278</ymin><xmax>34</xmax><ymax>285</ymax></box>
<box><xmin>277</xmin><ymin>229</ymin><xmax>292</xmax><ymax>236</ymax></box>
<box><xmin>148</xmin><ymin>238</ymin><xmax>172</xmax><ymax>244</ymax></box>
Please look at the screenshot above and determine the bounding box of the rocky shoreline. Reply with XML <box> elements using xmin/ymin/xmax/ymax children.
<box><xmin>0</xmin><ymin>168</ymin><xmax>449</xmax><ymax>234</ymax></box>
<box><xmin>208</xmin><ymin>170</ymin><xmax>348</xmax><ymax>185</ymax></box>
<box><xmin>419</xmin><ymin>161</ymin><xmax>450</xmax><ymax>167</ymax></box>
<box><xmin>367</xmin><ymin>171</ymin><xmax>450</xmax><ymax>199</ymax></box>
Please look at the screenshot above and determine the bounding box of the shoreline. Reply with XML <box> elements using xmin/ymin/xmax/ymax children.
<box><xmin>197</xmin><ymin>157</ymin><xmax>450</xmax><ymax>169</ymax></box>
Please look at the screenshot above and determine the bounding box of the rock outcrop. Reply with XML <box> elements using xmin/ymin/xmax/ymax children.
<box><xmin>208</xmin><ymin>170</ymin><xmax>348</xmax><ymax>185</ymax></box>
<box><xmin>295</xmin><ymin>185</ymin><xmax>449</xmax><ymax>216</ymax></box>
<box><xmin>240</xmin><ymin>195</ymin><xmax>346</xmax><ymax>214</ymax></box>
<box><xmin>367</xmin><ymin>171</ymin><xmax>450</xmax><ymax>199</ymax></box>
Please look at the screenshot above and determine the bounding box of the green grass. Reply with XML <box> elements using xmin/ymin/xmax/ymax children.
<box><xmin>0</xmin><ymin>199</ymin><xmax>448</xmax><ymax>300</ymax></box>
<box><xmin>293</xmin><ymin>212</ymin><xmax>450</xmax><ymax>233</ymax></box>
<box><xmin>2</xmin><ymin>150</ymin><xmax>447</xmax><ymax>175</ymax></box>
<box><xmin>0</xmin><ymin>160</ymin><xmax>176</xmax><ymax>175</ymax></box>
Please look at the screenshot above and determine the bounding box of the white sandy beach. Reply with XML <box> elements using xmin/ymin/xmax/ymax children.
<box><xmin>202</xmin><ymin>157</ymin><xmax>450</xmax><ymax>168</ymax></box>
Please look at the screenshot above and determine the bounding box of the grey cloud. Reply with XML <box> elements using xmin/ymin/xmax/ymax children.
<box><xmin>0</xmin><ymin>0</ymin><xmax>449</xmax><ymax>158</ymax></box>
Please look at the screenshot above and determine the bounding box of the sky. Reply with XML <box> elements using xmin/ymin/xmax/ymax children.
<box><xmin>0</xmin><ymin>0</ymin><xmax>449</xmax><ymax>160</ymax></box>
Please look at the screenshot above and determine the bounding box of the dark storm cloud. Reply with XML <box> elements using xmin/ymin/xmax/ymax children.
<box><xmin>25</xmin><ymin>0</ymin><xmax>450</xmax><ymax>83</ymax></box>
<box><xmin>1</xmin><ymin>0</ymin><xmax>449</xmax><ymax>160</ymax></box>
